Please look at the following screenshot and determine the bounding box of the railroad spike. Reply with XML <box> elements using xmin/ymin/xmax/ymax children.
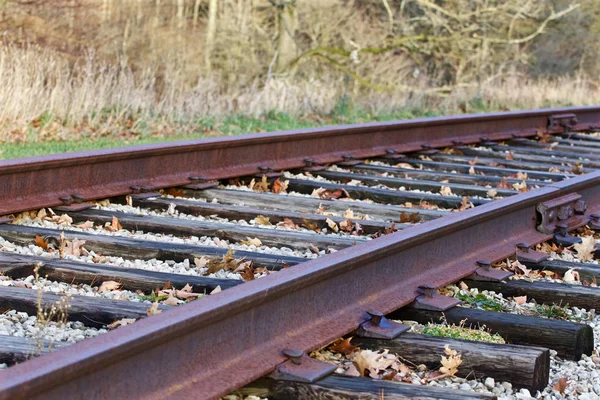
<box><xmin>269</xmin><ymin>349</ymin><xmax>336</xmax><ymax>383</ymax></box>
<box><xmin>515</xmin><ymin>243</ymin><xmax>549</xmax><ymax>264</ymax></box>
<box><xmin>552</xmin><ymin>222</ymin><xmax>582</xmax><ymax>246</ymax></box>
<box><xmin>467</xmin><ymin>260</ymin><xmax>513</xmax><ymax>282</ymax></box>
<box><xmin>355</xmin><ymin>310</ymin><xmax>410</xmax><ymax>339</ymax></box>
<box><xmin>411</xmin><ymin>285</ymin><xmax>461</xmax><ymax>311</ymax></box>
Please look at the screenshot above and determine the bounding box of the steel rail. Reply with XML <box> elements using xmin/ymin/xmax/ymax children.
<box><xmin>1</xmin><ymin>172</ymin><xmax>600</xmax><ymax>399</ymax></box>
<box><xmin>0</xmin><ymin>107</ymin><xmax>600</xmax><ymax>399</ymax></box>
<box><xmin>1</xmin><ymin>106</ymin><xmax>599</xmax><ymax>215</ymax></box>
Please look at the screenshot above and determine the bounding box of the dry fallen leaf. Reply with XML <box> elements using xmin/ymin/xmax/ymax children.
<box><xmin>497</xmin><ymin>177</ymin><xmax>511</xmax><ymax>189</ymax></box>
<box><xmin>505</xmin><ymin>151</ymin><xmax>514</xmax><ymax>160</ymax></box>
<box><xmin>329</xmin><ymin>337</ymin><xmax>359</xmax><ymax>355</ymax></box>
<box><xmin>553</xmin><ymin>377</ymin><xmax>568</xmax><ymax>394</ymax></box>
<box><xmin>107</xmin><ymin>318</ymin><xmax>136</xmax><ymax>330</ymax></box>
<box><xmin>63</xmin><ymin>239</ymin><xmax>87</xmax><ymax>257</ymax></box>
<box><xmin>75</xmin><ymin>220</ymin><xmax>94</xmax><ymax>229</ymax></box>
<box><xmin>516</xmin><ymin>171</ymin><xmax>528</xmax><ymax>180</ymax></box>
<box><xmin>468</xmin><ymin>166</ymin><xmax>476</xmax><ymax>175</ymax></box>
<box><xmin>98</xmin><ymin>280</ymin><xmax>121</xmax><ymax>293</ymax></box>
<box><xmin>468</xmin><ymin>157</ymin><xmax>479</xmax><ymax>166</ymax></box>
<box><xmin>339</xmin><ymin>219</ymin><xmax>354</xmax><ymax>233</ymax></box>
<box><xmin>325</xmin><ymin>218</ymin><xmax>339</xmax><ymax>232</ymax></box>
<box><xmin>439</xmin><ymin>345</ymin><xmax>462</xmax><ymax>377</ymax></box>
<box><xmin>440</xmin><ymin>186</ymin><xmax>453</xmax><ymax>196</ymax></box>
<box><xmin>205</xmin><ymin>249</ymin><xmax>243</xmax><ymax>274</ymax></box>
<box><xmin>399</xmin><ymin>211</ymin><xmax>420</xmax><ymax>223</ymax></box>
<box><xmin>210</xmin><ymin>285</ymin><xmax>222</xmax><ymax>295</ymax></box>
<box><xmin>395</xmin><ymin>163</ymin><xmax>414</xmax><ymax>170</ymax></box>
<box><xmin>512</xmin><ymin>181</ymin><xmax>528</xmax><ymax>192</ymax></box>
<box><xmin>278</xmin><ymin>218</ymin><xmax>299</xmax><ymax>229</ymax></box>
<box><xmin>514</xmin><ymin>295</ymin><xmax>527</xmax><ymax>305</ymax></box>
<box><xmin>194</xmin><ymin>256</ymin><xmax>209</xmax><ymax>268</ymax></box>
<box><xmin>344</xmin><ymin>209</ymin><xmax>355</xmax><ymax>219</ymax></box>
<box><xmin>271</xmin><ymin>178</ymin><xmax>289</xmax><ymax>194</ymax></box>
<box><xmin>147</xmin><ymin>302</ymin><xmax>162</xmax><ymax>316</ymax></box>
<box><xmin>459</xmin><ymin>196</ymin><xmax>474</xmax><ymax>211</ymax></box>
<box><xmin>34</xmin><ymin>235</ymin><xmax>49</xmax><ymax>250</ymax></box>
<box><xmin>563</xmin><ymin>269</ymin><xmax>581</xmax><ymax>283</ymax></box>
<box><xmin>486</xmin><ymin>189</ymin><xmax>498</xmax><ymax>199</ymax></box>
<box><xmin>254</xmin><ymin>215</ymin><xmax>272</xmax><ymax>226</ymax></box>
<box><xmin>241</xmin><ymin>237</ymin><xmax>262</xmax><ymax>247</ymax></box>
<box><xmin>352</xmin><ymin>350</ymin><xmax>395</xmax><ymax>379</ymax></box>
<box><xmin>573</xmin><ymin>236</ymin><xmax>596</xmax><ymax>261</ymax></box>
<box><xmin>252</xmin><ymin>175</ymin><xmax>270</xmax><ymax>192</ymax></box>
<box><xmin>164</xmin><ymin>294</ymin><xmax>180</xmax><ymax>306</ymax></box>
<box><xmin>105</xmin><ymin>216</ymin><xmax>123</xmax><ymax>232</ymax></box>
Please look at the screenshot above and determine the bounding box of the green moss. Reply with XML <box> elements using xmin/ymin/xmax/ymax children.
<box><xmin>423</xmin><ymin>322</ymin><xmax>505</xmax><ymax>344</ymax></box>
<box><xmin>456</xmin><ymin>292</ymin><xmax>509</xmax><ymax>312</ymax></box>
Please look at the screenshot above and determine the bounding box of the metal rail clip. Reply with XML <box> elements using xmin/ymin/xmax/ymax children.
<box><xmin>537</xmin><ymin>192</ymin><xmax>587</xmax><ymax>234</ymax></box>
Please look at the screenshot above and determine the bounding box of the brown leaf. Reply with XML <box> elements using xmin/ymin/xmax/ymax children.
<box><xmin>381</xmin><ymin>371</ymin><xmax>398</xmax><ymax>381</ymax></box>
<box><xmin>278</xmin><ymin>218</ymin><xmax>299</xmax><ymax>229</ymax></box>
<box><xmin>440</xmin><ymin>186</ymin><xmax>453</xmax><ymax>196</ymax></box>
<box><xmin>98</xmin><ymin>280</ymin><xmax>121</xmax><ymax>293</ymax></box>
<box><xmin>301</xmin><ymin>219</ymin><xmax>320</xmax><ymax>232</ymax></box>
<box><xmin>252</xmin><ymin>175</ymin><xmax>270</xmax><ymax>192</ymax></box>
<box><xmin>329</xmin><ymin>337</ymin><xmax>359</xmax><ymax>355</ymax></box>
<box><xmin>563</xmin><ymin>269</ymin><xmax>580</xmax><ymax>283</ymax></box>
<box><xmin>486</xmin><ymin>189</ymin><xmax>498</xmax><ymax>199</ymax></box>
<box><xmin>206</xmin><ymin>249</ymin><xmax>243</xmax><ymax>274</ymax></box>
<box><xmin>147</xmin><ymin>302</ymin><xmax>162</xmax><ymax>316</ymax></box>
<box><xmin>254</xmin><ymin>215</ymin><xmax>272</xmax><ymax>226</ymax></box>
<box><xmin>344</xmin><ymin>209</ymin><xmax>355</xmax><ymax>219</ymax></box>
<box><xmin>514</xmin><ymin>295</ymin><xmax>527</xmax><ymax>305</ymax></box>
<box><xmin>439</xmin><ymin>345</ymin><xmax>462</xmax><ymax>377</ymax></box>
<box><xmin>325</xmin><ymin>218</ymin><xmax>339</xmax><ymax>232</ymax></box>
<box><xmin>34</xmin><ymin>235</ymin><xmax>49</xmax><ymax>250</ymax></box>
<box><xmin>107</xmin><ymin>318</ymin><xmax>136</xmax><ymax>330</ymax></box>
<box><xmin>271</xmin><ymin>178</ymin><xmax>289</xmax><ymax>194</ymax></box>
<box><xmin>505</xmin><ymin>151</ymin><xmax>514</xmax><ymax>160</ymax></box>
<box><xmin>459</xmin><ymin>197</ymin><xmax>474</xmax><ymax>211</ymax></box>
<box><xmin>162</xmin><ymin>281</ymin><xmax>172</xmax><ymax>290</ymax></box>
<box><xmin>553</xmin><ymin>377</ymin><xmax>568</xmax><ymax>394</ymax></box>
<box><xmin>468</xmin><ymin>156</ymin><xmax>479</xmax><ymax>166</ymax></box>
<box><xmin>105</xmin><ymin>216</ymin><xmax>123</xmax><ymax>232</ymax></box>
<box><xmin>209</xmin><ymin>285</ymin><xmax>222</xmax><ymax>295</ymax></box>
<box><xmin>395</xmin><ymin>163</ymin><xmax>414</xmax><ymax>170</ymax></box>
<box><xmin>400</xmin><ymin>212</ymin><xmax>420</xmax><ymax>223</ymax></box>
<box><xmin>468</xmin><ymin>166</ymin><xmax>476</xmax><ymax>175</ymax></box>
<box><xmin>516</xmin><ymin>171</ymin><xmax>528</xmax><ymax>180</ymax></box>
<box><xmin>194</xmin><ymin>256</ymin><xmax>209</xmax><ymax>268</ymax></box>
<box><xmin>165</xmin><ymin>188</ymin><xmax>184</xmax><ymax>197</ymax></box>
<box><xmin>164</xmin><ymin>294</ymin><xmax>180</xmax><ymax>306</ymax></box>
<box><xmin>549</xmin><ymin>166</ymin><xmax>561</xmax><ymax>173</ymax></box>
<box><xmin>241</xmin><ymin>237</ymin><xmax>262</xmax><ymax>247</ymax></box>
<box><xmin>496</xmin><ymin>177</ymin><xmax>511</xmax><ymax>189</ymax></box>
<box><xmin>512</xmin><ymin>181</ymin><xmax>528</xmax><ymax>192</ymax></box>
<box><xmin>75</xmin><ymin>220</ymin><xmax>94</xmax><ymax>229</ymax></box>
<box><xmin>63</xmin><ymin>239</ymin><xmax>87</xmax><ymax>257</ymax></box>
<box><xmin>339</xmin><ymin>219</ymin><xmax>354</xmax><ymax>232</ymax></box>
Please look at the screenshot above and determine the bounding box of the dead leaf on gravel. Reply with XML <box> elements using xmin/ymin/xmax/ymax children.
<box><xmin>107</xmin><ymin>318</ymin><xmax>136</xmax><ymax>330</ymax></box>
<box><xmin>400</xmin><ymin>212</ymin><xmax>420</xmax><ymax>223</ymax></box>
<box><xmin>301</xmin><ymin>219</ymin><xmax>320</xmax><ymax>232</ymax></box>
<box><xmin>505</xmin><ymin>152</ymin><xmax>514</xmax><ymax>160</ymax></box>
<box><xmin>563</xmin><ymin>269</ymin><xmax>581</xmax><ymax>283</ymax></box>
<box><xmin>339</xmin><ymin>219</ymin><xmax>354</xmax><ymax>233</ymax></box>
<box><xmin>278</xmin><ymin>218</ymin><xmax>299</xmax><ymax>229</ymax></box>
<box><xmin>496</xmin><ymin>177</ymin><xmax>511</xmax><ymax>189</ymax></box>
<box><xmin>75</xmin><ymin>220</ymin><xmax>94</xmax><ymax>229</ymax></box>
<box><xmin>194</xmin><ymin>256</ymin><xmax>209</xmax><ymax>268</ymax></box>
<box><xmin>343</xmin><ymin>364</ymin><xmax>362</xmax><ymax>377</ymax></box>
<box><xmin>164</xmin><ymin>294</ymin><xmax>180</xmax><ymax>306</ymax></box>
<box><xmin>459</xmin><ymin>197</ymin><xmax>474</xmax><ymax>211</ymax></box>
<box><xmin>63</xmin><ymin>239</ymin><xmax>87</xmax><ymax>256</ymax></box>
<box><xmin>352</xmin><ymin>350</ymin><xmax>395</xmax><ymax>378</ymax></box>
<box><xmin>205</xmin><ymin>249</ymin><xmax>243</xmax><ymax>274</ymax></box>
<box><xmin>514</xmin><ymin>295</ymin><xmax>527</xmax><ymax>305</ymax></box>
<box><xmin>468</xmin><ymin>157</ymin><xmax>479</xmax><ymax>166</ymax></box>
<box><xmin>98</xmin><ymin>280</ymin><xmax>121</xmax><ymax>293</ymax></box>
<box><xmin>147</xmin><ymin>302</ymin><xmax>162</xmax><ymax>316</ymax></box>
<box><xmin>325</xmin><ymin>218</ymin><xmax>339</xmax><ymax>232</ymax></box>
<box><xmin>36</xmin><ymin>208</ymin><xmax>47</xmax><ymax>220</ymax></box>
<box><xmin>271</xmin><ymin>178</ymin><xmax>289</xmax><ymax>194</ymax></box>
<box><xmin>549</xmin><ymin>166</ymin><xmax>561</xmax><ymax>173</ymax></box>
<box><xmin>440</xmin><ymin>186</ymin><xmax>453</xmax><ymax>196</ymax></box>
<box><xmin>344</xmin><ymin>209</ymin><xmax>355</xmax><ymax>219</ymax></box>
<box><xmin>574</xmin><ymin>236</ymin><xmax>596</xmax><ymax>261</ymax></box>
<box><xmin>512</xmin><ymin>181</ymin><xmax>528</xmax><ymax>192</ymax></box>
<box><xmin>255</xmin><ymin>215</ymin><xmax>272</xmax><ymax>226</ymax></box>
<box><xmin>468</xmin><ymin>166</ymin><xmax>476</xmax><ymax>175</ymax></box>
<box><xmin>329</xmin><ymin>337</ymin><xmax>359</xmax><ymax>355</ymax></box>
<box><xmin>516</xmin><ymin>171</ymin><xmax>528</xmax><ymax>180</ymax></box>
<box><xmin>395</xmin><ymin>163</ymin><xmax>414</xmax><ymax>170</ymax></box>
<box><xmin>553</xmin><ymin>377</ymin><xmax>568</xmax><ymax>394</ymax></box>
<box><xmin>486</xmin><ymin>189</ymin><xmax>497</xmax><ymax>199</ymax></box>
<box><xmin>239</xmin><ymin>264</ymin><xmax>256</xmax><ymax>281</ymax></box>
<box><xmin>34</xmin><ymin>235</ymin><xmax>49</xmax><ymax>250</ymax></box>
<box><xmin>241</xmin><ymin>237</ymin><xmax>262</xmax><ymax>247</ymax></box>
<box><xmin>105</xmin><ymin>216</ymin><xmax>123</xmax><ymax>232</ymax></box>
<box><xmin>252</xmin><ymin>175</ymin><xmax>270</xmax><ymax>192</ymax></box>
<box><xmin>209</xmin><ymin>285</ymin><xmax>222</xmax><ymax>295</ymax></box>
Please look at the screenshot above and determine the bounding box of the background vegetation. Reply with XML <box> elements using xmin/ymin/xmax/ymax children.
<box><xmin>0</xmin><ymin>0</ymin><xmax>598</xmax><ymax>158</ymax></box>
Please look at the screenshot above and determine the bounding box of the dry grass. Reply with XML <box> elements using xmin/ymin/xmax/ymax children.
<box><xmin>0</xmin><ymin>45</ymin><xmax>598</xmax><ymax>146</ymax></box>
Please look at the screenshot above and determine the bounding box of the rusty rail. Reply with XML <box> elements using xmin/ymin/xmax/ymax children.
<box><xmin>1</xmin><ymin>106</ymin><xmax>599</xmax><ymax>216</ymax></box>
<box><xmin>0</xmin><ymin>107</ymin><xmax>600</xmax><ymax>399</ymax></box>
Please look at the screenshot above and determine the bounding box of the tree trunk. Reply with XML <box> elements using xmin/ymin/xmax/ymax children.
<box><xmin>275</xmin><ymin>1</ymin><xmax>297</xmax><ymax>73</ymax></box>
<box><xmin>205</xmin><ymin>0</ymin><xmax>217</xmax><ymax>71</ymax></box>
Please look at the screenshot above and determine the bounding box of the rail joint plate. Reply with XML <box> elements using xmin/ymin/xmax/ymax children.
<box><xmin>537</xmin><ymin>192</ymin><xmax>587</xmax><ymax>234</ymax></box>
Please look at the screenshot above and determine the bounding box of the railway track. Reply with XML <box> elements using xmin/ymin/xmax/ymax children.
<box><xmin>1</xmin><ymin>107</ymin><xmax>600</xmax><ymax>399</ymax></box>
